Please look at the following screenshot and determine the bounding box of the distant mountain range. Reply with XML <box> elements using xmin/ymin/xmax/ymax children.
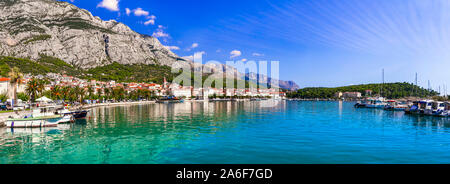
<box><xmin>0</xmin><ymin>0</ymin><xmax>299</xmax><ymax>90</ymax></box>
<box><xmin>245</xmin><ymin>73</ymin><xmax>300</xmax><ymax>91</ymax></box>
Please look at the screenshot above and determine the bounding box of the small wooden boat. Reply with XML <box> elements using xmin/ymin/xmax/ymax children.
<box><xmin>57</xmin><ymin>105</ymin><xmax>88</xmax><ymax>120</ymax></box>
<box><xmin>72</xmin><ymin>110</ymin><xmax>89</xmax><ymax>119</ymax></box>
<box><xmin>156</xmin><ymin>96</ymin><xmax>184</xmax><ymax>103</ymax></box>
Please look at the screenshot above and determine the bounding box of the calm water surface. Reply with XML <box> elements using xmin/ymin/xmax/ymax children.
<box><xmin>1</xmin><ymin>101</ymin><xmax>450</xmax><ymax>164</ymax></box>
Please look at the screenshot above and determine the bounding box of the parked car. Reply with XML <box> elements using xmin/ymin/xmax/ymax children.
<box><xmin>0</xmin><ymin>104</ymin><xmax>8</xmax><ymax>111</ymax></box>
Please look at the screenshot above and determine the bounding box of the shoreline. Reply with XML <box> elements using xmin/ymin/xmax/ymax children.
<box><xmin>0</xmin><ymin>101</ymin><xmax>158</xmax><ymax>127</ymax></box>
<box><xmin>78</xmin><ymin>100</ymin><xmax>157</xmax><ymax>110</ymax></box>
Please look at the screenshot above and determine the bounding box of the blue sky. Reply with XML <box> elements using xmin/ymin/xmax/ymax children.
<box><xmin>62</xmin><ymin>0</ymin><xmax>450</xmax><ymax>93</ymax></box>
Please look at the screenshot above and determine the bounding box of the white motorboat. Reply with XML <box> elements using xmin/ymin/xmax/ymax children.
<box><xmin>356</xmin><ymin>97</ymin><xmax>387</xmax><ymax>108</ymax></box>
<box><xmin>5</xmin><ymin>106</ymin><xmax>68</xmax><ymax>128</ymax></box>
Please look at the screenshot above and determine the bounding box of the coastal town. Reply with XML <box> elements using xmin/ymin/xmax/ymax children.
<box><xmin>0</xmin><ymin>72</ymin><xmax>286</xmax><ymax>106</ymax></box>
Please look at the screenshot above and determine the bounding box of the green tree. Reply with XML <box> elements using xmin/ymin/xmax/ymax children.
<box><xmin>25</xmin><ymin>77</ymin><xmax>45</xmax><ymax>102</ymax></box>
<box><xmin>0</xmin><ymin>93</ymin><xmax>8</xmax><ymax>103</ymax></box>
<box><xmin>8</xmin><ymin>67</ymin><xmax>23</xmax><ymax>105</ymax></box>
<box><xmin>17</xmin><ymin>92</ymin><xmax>29</xmax><ymax>102</ymax></box>
<box><xmin>51</xmin><ymin>85</ymin><xmax>63</xmax><ymax>101</ymax></box>
<box><xmin>87</xmin><ymin>85</ymin><xmax>94</xmax><ymax>100</ymax></box>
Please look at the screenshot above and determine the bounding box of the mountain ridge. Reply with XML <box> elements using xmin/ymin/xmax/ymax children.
<box><xmin>0</xmin><ymin>0</ymin><xmax>299</xmax><ymax>90</ymax></box>
<box><xmin>0</xmin><ymin>0</ymin><xmax>186</xmax><ymax>68</ymax></box>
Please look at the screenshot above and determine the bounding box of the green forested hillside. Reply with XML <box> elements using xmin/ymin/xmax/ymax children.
<box><xmin>0</xmin><ymin>56</ymin><xmax>251</xmax><ymax>87</ymax></box>
<box><xmin>287</xmin><ymin>83</ymin><xmax>439</xmax><ymax>99</ymax></box>
<box><xmin>0</xmin><ymin>56</ymin><xmax>177</xmax><ymax>83</ymax></box>
<box><xmin>86</xmin><ymin>62</ymin><xmax>178</xmax><ymax>84</ymax></box>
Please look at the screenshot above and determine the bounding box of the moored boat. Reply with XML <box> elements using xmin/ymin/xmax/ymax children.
<box><xmin>5</xmin><ymin>115</ymin><xmax>62</xmax><ymax>128</ymax></box>
<box><xmin>405</xmin><ymin>100</ymin><xmax>433</xmax><ymax>115</ymax></box>
<box><xmin>156</xmin><ymin>96</ymin><xmax>184</xmax><ymax>103</ymax></box>
<box><xmin>384</xmin><ymin>100</ymin><xmax>409</xmax><ymax>111</ymax></box>
<box><xmin>57</xmin><ymin>105</ymin><xmax>88</xmax><ymax>120</ymax></box>
<box><xmin>355</xmin><ymin>97</ymin><xmax>387</xmax><ymax>108</ymax></box>
<box><xmin>432</xmin><ymin>102</ymin><xmax>449</xmax><ymax>117</ymax></box>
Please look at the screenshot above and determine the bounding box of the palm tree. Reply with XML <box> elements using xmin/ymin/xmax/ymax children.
<box><xmin>72</xmin><ymin>86</ymin><xmax>86</xmax><ymax>104</ymax></box>
<box><xmin>51</xmin><ymin>85</ymin><xmax>63</xmax><ymax>101</ymax></box>
<box><xmin>61</xmin><ymin>86</ymin><xmax>71</xmax><ymax>102</ymax></box>
<box><xmin>103</xmin><ymin>87</ymin><xmax>110</xmax><ymax>100</ymax></box>
<box><xmin>87</xmin><ymin>85</ymin><xmax>94</xmax><ymax>100</ymax></box>
<box><xmin>25</xmin><ymin>78</ymin><xmax>45</xmax><ymax>102</ymax></box>
<box><xmin>8</xmin><ymin>67</ymin><xmax>23</xmax><ymax>106</ymax></box>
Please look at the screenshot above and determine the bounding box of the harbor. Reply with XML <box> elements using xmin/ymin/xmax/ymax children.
<box><xmin>1</xmin><ymin>100</ymin><xmax>450</xmax><ymax>164</ymax></box>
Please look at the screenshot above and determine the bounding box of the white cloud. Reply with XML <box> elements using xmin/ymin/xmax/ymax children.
<box><xmin>252</xmin><ymin>52</ymin><xmax>264</xmax><ymax>57</ymax></box>
<box><xmin>191</xmin><ymin>43</ymin><xmax>199</xmax><ymax>49</ymax></box>
<box><xmin>152</xmin><ymin>25</ymin><xmax>170</xmax><ymax>42</ymax></box>
<box><xmin>186</xmin><ymin>43</ymin><xmax>199</xmax><ymax>51</ymax></box>
<box><xmin>97</xmin><ymin>0</ymin><xmax>120</xmax><ymax>12</ymax></box>
<box><xmin>164</xmin><ymin>46</ymin><xmax>180</xmax><ymax>50</ymax></box>
<box><xmin>133</xmin><ymin>8</ymin><xmax>149</xmax><ymax>17</ymax></box>
<box><xmin>230</xmin><ymin>50</ymin><xmax>242</xmax><ymax>58</ymax></box>
<box><xmin>125</xmin><ymin>8</ymin><xmax>131</xmax><ymax>16</ymax></box>
<box><xmin>240</xmin><ymin>58</ymin><xmax>248</xmax><ymax>62</ymax></box>
<box><xmin>152</xmin><ymin>27</ymin><xmax>169</xmax><ymax>38</ymax></box>
<box><xmin>144</xmin><ymin>19</ymin><xmax>155</xmax><ymax>25</ymax></box>
<box><xmin>153</xmin><ymin>30</ymin><xmax>169</xmax><ymax>38</ymax></box>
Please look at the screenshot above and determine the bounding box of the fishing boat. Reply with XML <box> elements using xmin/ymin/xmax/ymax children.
<box><xmin>156</xmin><ymin>96</ymin><xmax>184</xmax><ymax>103</ymax></box>
<box><xmin>5</xmin><ymin>106</ymin><xmax>64</xmax><ymax>128</ymax></box>
<box><xmin>441</xmin><ymin>102</ymin><xmax>450</xmax><ymax>117</ymax></box>
<box><xmin>57</xmin><ymin>105</ymin><xmax>88</xmax><ymax>120</ymax></box>
<box><xmin>430</xmin><ymin>102</ymin><xmax>449</xmax><ymax>117</ymax></box>
<box><xmin>366</xmin><ymin>97</ymin><xmax>387</xmax><ymax>108</ymax></box>
<box><xmin>383</xmin><ymin>100</ymin><xmax>409</xmax><ymax>111</ymax></box>
<box><xmin>406</xmin><ymin>100</ymin><xmax>433</xmax><ymax>115</ymax></box>
<box><xmin>355</xmin><ymin>97</ymin><xmax>387</xmax><ymax>108</ymax></box>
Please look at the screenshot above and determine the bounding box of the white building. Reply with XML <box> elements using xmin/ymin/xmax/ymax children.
<box><xmin>0</xmin><ymin>78</ymin><xmax>10</xmax><ymax>95</ymax></box>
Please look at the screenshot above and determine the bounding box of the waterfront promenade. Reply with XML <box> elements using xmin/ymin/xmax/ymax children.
<box><xmin>0</xmin><ymin>100</ymin><xmax>159</xmax><ymax>127</ymax></box>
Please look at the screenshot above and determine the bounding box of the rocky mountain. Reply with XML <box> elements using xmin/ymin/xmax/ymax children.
<box><xmin>0</xmin><ymin>0</ymin><xmax>299</xmax><ymax>90</ymax></box>
<box><xmin>245</xmin><ymin>72</ymin><xmax>300</xmax><ymax>91</ymax></box>
<box><xmin>0</xmin><ymin>0</ymin><xmax>187</xmax><ymax>68</ymax></box>
<box><xmin>278</xmin><ymin>80</ymin><xmax>300</xmax><ymax>91</ymax></box>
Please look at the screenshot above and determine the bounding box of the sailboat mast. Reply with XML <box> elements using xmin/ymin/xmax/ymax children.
<box><xmin>380</xmin><ymin>69</ymin><xmax>384</xmax><ymax>97</ymax></box>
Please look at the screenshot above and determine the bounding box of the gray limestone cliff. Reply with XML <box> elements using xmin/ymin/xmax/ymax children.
<box><xmin>0</xmin><ymin>0</ymin><xmax>186</xmax><ymax>68</ymax></box>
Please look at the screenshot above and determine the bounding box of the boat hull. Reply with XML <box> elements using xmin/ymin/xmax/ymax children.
<box><xmin>57</xmin><ymin>114</ymin><xmax>75</xmax><ymax>123</ymax></box>
<box><xmin>72</xmin><ymin>111</ymin><xmax>88</xmax><ymax>119</ymax></box>
<box><xmin>156</xmin><ymin>100</ymin><xmax>184</xmax><ymax>103</ymax></box>
<box><xmin>5</xmin><ymin>117</ymin><xmax>62</xmax><ymax>128</ymax></box>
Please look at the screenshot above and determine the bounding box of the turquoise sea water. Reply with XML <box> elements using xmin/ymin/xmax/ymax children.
<box><xmin>1</xmin><ymin>101</ymin><xmax>450</xmax><ymax>164</ymax></box>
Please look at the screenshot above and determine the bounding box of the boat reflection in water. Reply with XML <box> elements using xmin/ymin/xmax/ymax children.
<box><xmin>5</xmin><ymin>124</ymin><xmax>71</xmax><ymax>134</ymax></box>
